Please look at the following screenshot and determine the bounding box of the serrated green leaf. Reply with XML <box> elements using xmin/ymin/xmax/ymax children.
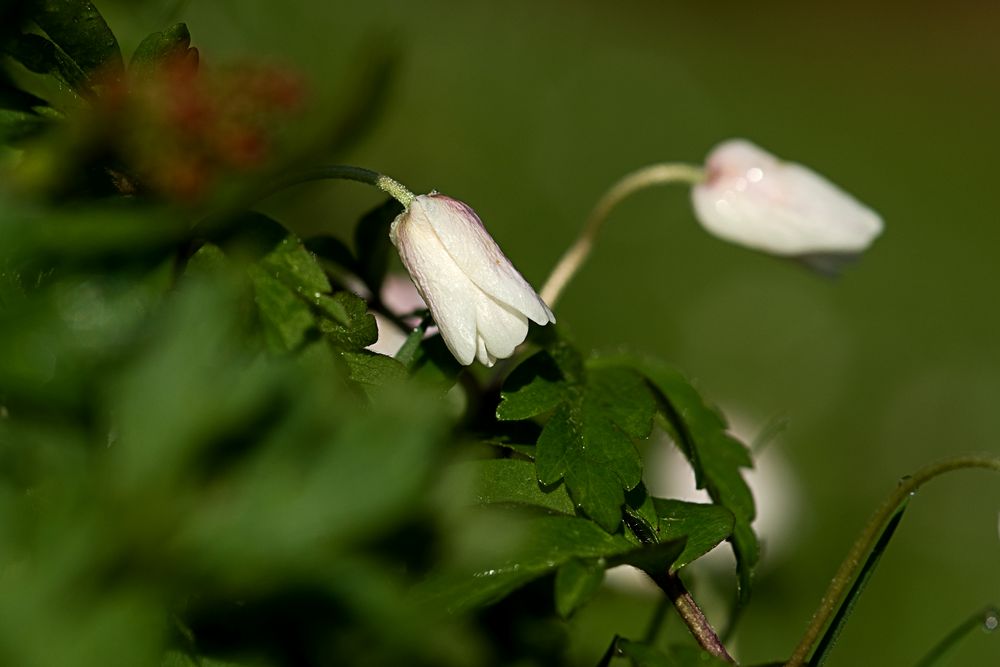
<box><xmin>641</xmin><ymin>360</ymin><xmax>758</xmax><ymax>604</ymax></box>
<box><xmin>498</xmin><ymin>344</ymin><xmax>656</xmax><ymax>533</ymax></box>
<box><xmin>258</xmin><ymin>235</ymin><xmax>331</xmax><ymax>297</ymax></box>
<box><xmin>318</xmin><ymin>291</ymin><xmax>377</xmax><ymax>350</ymax></box>
<box><xmin>27</xmin><ymin>0</ymin><xmax>123</xmax><ymax>80</ymax></box>
<box><xmin>462</xmin><ymin>458</ymin><xmax>575</xmax><ymax>515</ymax></box>
<box><xmin>129</xmin><ymin>23</ymin><xmax>196</xmax><ymax>76</ymax></box>
<box><xmin>496</xmin><ymin>349</ymin><xmax>568</xmax><ymax>420</ymax></box>
<box><xmin>554</xmin><ymin>557</ymin><xmax>605</xmax><ymax>618</ymax></box>
<box><xmin>354</xmin><ymin>197</ymin><xmax>402</xmax><ymax>293</ymax></box>
<box><xmin>249</xmin><ymin>266</ymin><xmax>314</xmax><ymax>352</ymax></box>
<box><xmin>653</xmin><ymin>499</ymin><xmax>734</xmax><ymax>571</ymax></box>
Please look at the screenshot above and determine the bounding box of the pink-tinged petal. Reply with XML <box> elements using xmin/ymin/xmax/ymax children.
<box><xmin>390</xmin><ymin>192</ymin><xmax>556</xmax><ymax>367</ymax></box>
<box><xmin>392</xmin><ymin>207</ymin><xmax>478</xmax><ymax>365</ymax></box>
<box><xmin>409</xmin><ymin>194</ymin><xmax>555</xmax><ymax>325</ymax></box>
<box><xmin>691</xmin><ymin>139</ymin><xmax>883</xmax><ymax>256</ymax></box>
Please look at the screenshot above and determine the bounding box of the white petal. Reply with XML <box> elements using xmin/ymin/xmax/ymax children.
<box><xmin>392</xmin><ymin>208</ymin><xmax>479</xmax><ymax>365</ymax></box>
<box><xmin>409</xmin><ymin>194</ymin><xmax>555</xmax><ymax>325</ymax></box>
<box><xmin>476</xmin><ymin>335</ymin><xmax>496</xmax><ymax>367</ymax></box>
<box><xmin>475</xmin><ymin>292</ymin><xmax>530</xmax><ymax>361</ymax></box>
<box><xmin>691</xmin><ymin>139</ymin><xmax>883</xmax><ymax>256</ymax></box>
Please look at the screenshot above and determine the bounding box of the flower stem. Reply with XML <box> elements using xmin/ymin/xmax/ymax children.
<box><xmin>267</xmin><ymin>165</ymin><xmax>415</xmax><ymax>208</ymax></box>
<box><xmin>785</xmin><ymin>455</ymin><xmax>1000</xmax><ymax>667</ymax></box>
<box><xmin>539</xmin><ymin>163</ymin><xmax>705</xmax><ymax>308</ymax></box>
<box><xmin>652</xmin><ymin>572</ymin><xmax>734</xmax><ymax>663</ymax></box>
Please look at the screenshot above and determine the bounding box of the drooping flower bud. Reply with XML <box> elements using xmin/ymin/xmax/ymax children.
<box><xmin>691</xmin><ymin>139</ymin><xmax>883</xmax><ymax>259</ymax></box>
<box><xmin>389</xmin><ymin>194</ymin><xmax>555</xmax><ymax>366</ymax></box>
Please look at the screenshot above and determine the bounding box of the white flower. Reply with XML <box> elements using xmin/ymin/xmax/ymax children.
<box><xmin>389</xmin><ymin>193</ymin><xmax>555</xmax><ymax>367</ymax></box>
<box><xmin>691</xmin><ymin>139</ymin><xmax>883</xmax><ymax>257</ymax></box>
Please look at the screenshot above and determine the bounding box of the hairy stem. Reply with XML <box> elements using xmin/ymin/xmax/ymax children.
<box><xmin>785</xmin><ymin>455</ymin><xmax>1000</xmax><ymax>667</ymax></box>
<box><xmin>539</xmin><ymin>163</ymin><xmax>704</xmax><ymax>308</ymax></box>
<box><xmin>653</xmin><ymin>572</ymin><xmax>734</xmax><ymax>663</ymax></box>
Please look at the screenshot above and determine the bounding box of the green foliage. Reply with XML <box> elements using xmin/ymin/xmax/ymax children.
<box><xmin>555</xmin><ymin>558</ymin><xmax>606</xmax><ymax>619</ymax></box>
<box><xmin>498</xmin><ymin>341</ymin><xmax>656</xmax><ymax>532</ymax></box>
<box><xmin>130</xmin><ymin>23</ymin><xmax>196</xmax><ymax>75</ymax></box>
<box><xmin>25</xmin><ymin>0</ymin><xmax>123</xmax><ymax>79</ymax></box>
<box><xmin>641</xmin><ymin>360</ymin><xmax>759</xmax><ymax>603</ymax></box>
<box><xmin>654</xmin><ymin>499</ymin><xmax>734</xmax><ymax>571</ymax></box>
<box><xmin>0</xmin><ymin>3</ymin><xmax>777</xmax><ymax>665</ymax></box>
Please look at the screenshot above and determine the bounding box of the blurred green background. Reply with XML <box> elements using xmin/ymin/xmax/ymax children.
<box><xmin>90</xmin><ymin>0</ymin><xmax>1000</xmax><ymax>663</ymax></box>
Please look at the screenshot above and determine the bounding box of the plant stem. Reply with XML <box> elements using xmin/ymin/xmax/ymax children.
<box><xmin>266</xmin><ymin>165</ymin><xmax>416</xmax><ymax>208</ymax></box>
<box><xmin>539</xmin><ymin>163</ymin><xmax>704</xmax><ymax>308</ymax></box>
<box><xmin>653</xmin><ymin>572</ymin><xmax>734</xmax><ymax>663</ymax></box>
<box><xmin>914</xmin><ymin>605</ymin><xmax>999</xmax><ymax>667</ymax></box>
<box><xmin>785</xmin><ymin>455</ymin><xmax>1000</xmax><ymax>667</ymax></box>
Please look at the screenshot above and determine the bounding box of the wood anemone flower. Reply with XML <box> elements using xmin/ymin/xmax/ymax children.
<box><xmin>691</xmin><ymin>139</ymin><xmax>884</xmax><ymax>259</ymax></box>
<box><xmin>389</xmin><ymin>193</ymin><xmax>555</xmax><ymax>366</ymax></box>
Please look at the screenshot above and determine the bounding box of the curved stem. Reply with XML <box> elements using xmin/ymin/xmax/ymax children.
<box><xmin>785</xmin><ymin>455</ymin><xmax>1000</xmax><ymax>667</ymax></box>
<box><xmin>265</xmin><ymin>165</ymin><xmax>416</xmax><ymax>208</ymax></box>
<box><xmin>539</xmin><ymin>163</ymin><xmax>705</xmax><ymax>308</ymax></box>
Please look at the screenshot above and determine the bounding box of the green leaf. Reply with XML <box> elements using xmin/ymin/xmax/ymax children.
<box><xmin>318</xmin><ymin>291</ymin><xmax>377</xmax><ymax>350</ymax></box>
<box><xmin>408</xmin><ymin>335</ymin><xmax>463</xmax><ymax>390</ymax></box>
<box><xmin>27</xmin><ymin>0</ymin><xmax>124</xmax><ymax>80</ymax></box>
<box><xmin>496</xmin><ymin>342</ymin><xmax>579</xmax><ymax>421</ymax></box>
<box><xmin>258</xmin><ymin>235</ymin><xmax>331</xmax><ymax>297</ymax></box>
<box><xmin>653</xmin><ymin>499</ymin><xmax>735</xmax><ymax>571</ymax></box>
<box><xmin>623</xmin><ymin>483</ymin><xmax>660</xmax><ymax>543</ymax></box>
<box><xmin>354</xmin><ymin>197</ymin><xmax>402</xmax><ymax>294</ymax></box>
<box><xmin>607</xmin><ymin>538</ymin><xmax>686</xmax><ymax>576</ymax></box>
<box><xmin>554</xmin><ymin>557</ymin><xmax>605</xmax><ymax>618</ymax></box>
<box><xmin>341</xmin><ymin>349</ymin><xmax>408</xmax><ymax>398</ymax></box>
<box><xmin>0</xmin><ymin>71</ymin><xmax>53</xmax><ymax>143</ymax></box>
<box><xmin>240</xmin><ymin>224</ymin><xmax>375</xmax><ymax>355</ymax></box>
<box><xmin>641</xmin><ymin>359</ymin><xmax>758</xmax><ymax>603</ymax></box>
<box><xmin>499</xmin><ymin>344</ymin><xmax>655</xmax><ymax>533</ymax></box>
<box><xmin>413</xmin><ymin>513</ymin><xmax>639</xmax><ymax>615</ymax></box>
<box><xmin>462</xmin><ymin>458</ymin><xmax>576</xmax><ymax>515</ymax></box>
<box><xmin>4</xmin><ymin>32</ymin><xmax>90</xmax><ymax>93</ymax></box>
<box><xmin>249</xmin><ymin>265</ymin><xmax>315</xmax><ymax>353</ymax></box>
<box><xmin>129</xmin><ymin>23</ymin><xmax>197</xmax><ymax>76</ymax></box>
